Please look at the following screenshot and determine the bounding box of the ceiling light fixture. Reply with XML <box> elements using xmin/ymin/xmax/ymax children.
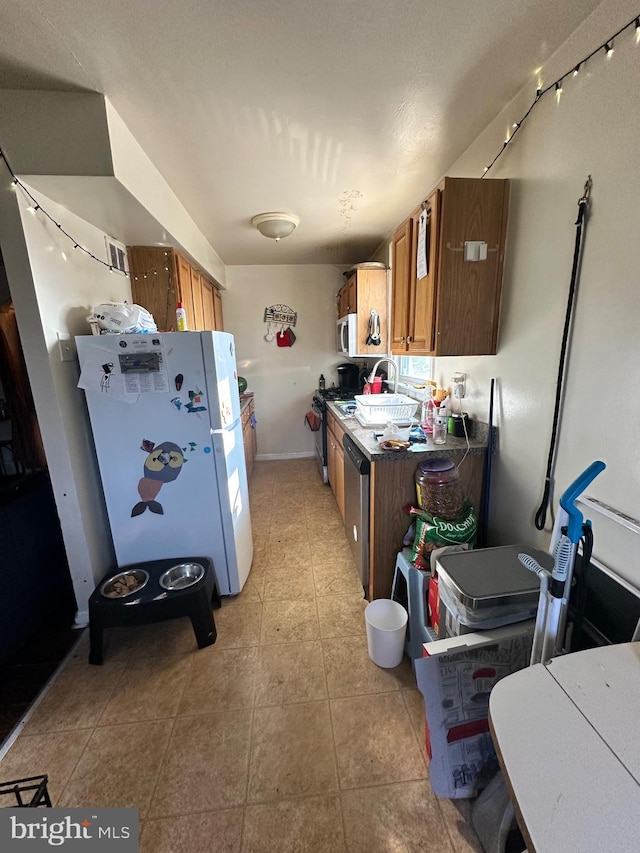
<box><xmin>251</xmin><ymin>212</ymin><xmax>300</xmax><ymax>242</ymax></box>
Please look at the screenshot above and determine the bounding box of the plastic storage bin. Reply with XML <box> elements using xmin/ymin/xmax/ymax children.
<box><xmin>435</xmin><ymin>544</ymin><xmax>550</xmax><ymax>637</ymax></box>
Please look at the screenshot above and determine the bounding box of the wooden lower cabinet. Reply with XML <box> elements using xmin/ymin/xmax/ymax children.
<box><xmin>368</xmin><ymin>451</ymin><xmax>484</xmax><ymax>601</ymax></box>
<box><xmin>326</xmin><ymin>411</ymin><xmax>345</xmax><ymax>519</ymax></box>
<box><xmin>242</xmin><ymin>398</ymin><xmax>257</xmax><ymax>479</ymax></box>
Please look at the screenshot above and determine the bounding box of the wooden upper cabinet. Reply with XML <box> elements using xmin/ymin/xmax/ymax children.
<box><xmin>201</xmin><ymin>278</ymin><xmax>216</xmax><ymax>331</ymax></box>
<box><xmin>337</xmin><ymin>274</ymin><xmax>358</xmax><ymax>318</ymax></box>
<box><xmin>175</xmin><ymin>253</ymin><xmax>195</xmax><ymax>330</ymax></box>
<box><xmin>347</xmin><ymin>275</ymin><xmax>357</xmax><ymax>314</ymax></box>
<box><xmin>128</xmin><ymin>246</ymin><xmax>224</xmax><ymax>332</ymax></box>
<box><xmin>408</xmin><ymin>188</ymin><xmax>440</xmax><ymax>353</ymax></box>
<box><xmin>213</xmin><ymin>287</ymin><xmax>224</xmax><ymax>331</ymax></box>
<box><xmin>390</xmin><ymin>177</ymin><xmax>510</xmax><ymax>356</ymax></box>
<box><xmin>189</xmin><ymin>268</ymin><xmax>204</xmax><ymax>331</ymax></box>
<box><xmin>127</xmin><ymin>247</ymin><xmax>176</xmax><ymax>331</ymax></box>
<box><xmin>390</xmin><ymin>219</ymin><xmax>412</xmax><ymax>351</ymax></box>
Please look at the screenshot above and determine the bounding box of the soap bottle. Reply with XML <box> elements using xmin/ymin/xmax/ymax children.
<box><xmin>175</xmin><ymin>302</ymin><xmax>188</xmax><ymax>331</ymax></box>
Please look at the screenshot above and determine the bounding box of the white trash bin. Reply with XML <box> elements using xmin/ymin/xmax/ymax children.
<box><xmin>365</xmin><ymin>599</ymin><xmax>408</xmax><ymax>668</ymax></box>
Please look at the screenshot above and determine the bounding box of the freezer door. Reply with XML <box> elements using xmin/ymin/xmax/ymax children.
<box><xmin>200</xmin><ymin>331</ymin><xmax>241</xmax><ymax>430</ymax></box>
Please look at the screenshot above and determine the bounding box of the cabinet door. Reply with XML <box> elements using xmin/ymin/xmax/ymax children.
<box><xmin>327</xmin><ymin>424</ymin><xmax>336</xmax><ymax>489</ymax></box>
<box><xmin>249</xmin><ymin>400</ymin><xmax>257</xmax><ymax>466</ymax></box>
<box><xmin>213</xmin><ymin>287</ymin><xmax>224</xmax><ymax>331</ymax></box>
<box><xmin>201</xmin><ymin>278</ymin><xmax>216</xmax><ymax>331</ymax></box>
<box><xmin>128</xmin><ymin>247</ymin><xmax>175</xmax><ymax>331</ymax></box>
<box><xmin>334</xmin><ymin>441</ymin><xmax>345</xmax><ymax>519</ymax></box>
<box><xmin>243</xmin><ymin>421</ymin><xmax>253</xmax><ymax>479</ymax></box>
<box><xmin>354</xmin><ymin>269</ymin><xmax>388</xmax><ymax>355</ymax></box>
<box><xmin>435</xmin><ymin>177</ymin><xmax>509</xmax><ymax>355</ymax></box>
<box><xmin>390</xmin><ymin>220</ymin><xmax>412</xmax><ymax>353</ymax></box>
<box><xmin>338</xmin><ymin>284</ymin><xmax>348</xmax><ymax>318</ymax></box>
<box><xmin>175</xmin><ymin>253</ymin><xmax>196</xmax><ymax>331</ymax></box>
<box><xmin>409</xmin><ymin>189</ymin><xmax>441</xmax><ymax>354</ymax></box>
<box><xmin>346</xmin><ymin>275</ymin><xmax>357</xmax><ymax>314</ymax></box>
<box><xmin>190</xmin><ymin>269</ymin><xmax>205</xmax><ymax>331</ymax></box>
<box><xmin>327</xmin><ymin>412</ymin><xmax>346</xmax><ymax>516</ymax></box>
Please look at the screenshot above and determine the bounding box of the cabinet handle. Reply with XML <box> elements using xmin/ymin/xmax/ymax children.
<box><xmin>407</xmin><ymin>335</ymin><xmax>413</xmax><ymax>343</ymax></box>
<box><xmin>400</xmin><ymin>336</ymin><xmax>405</xmax><ymax>344</ymax></box>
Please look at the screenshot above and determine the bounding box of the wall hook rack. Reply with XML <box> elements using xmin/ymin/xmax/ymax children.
<box><xmin>263</xmin><ymin>304</ymin><xmax>297</xmax><ymax>327</ymax></box>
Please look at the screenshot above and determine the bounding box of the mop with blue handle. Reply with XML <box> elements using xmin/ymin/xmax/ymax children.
<box><xmin>518</xmin><ymin>461</ymin><xmax>605</xmax><ymax>665</ymax></box>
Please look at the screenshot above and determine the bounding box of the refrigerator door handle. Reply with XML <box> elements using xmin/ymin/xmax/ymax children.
<box><xmin>210</xmin><ymin>420</ymin><xmax>241</xmax><ymax>435</ymax></box>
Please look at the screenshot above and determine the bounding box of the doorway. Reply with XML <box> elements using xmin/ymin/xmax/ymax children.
<box><xmin>0</xmin><ymin>247</ymin><xmax>78</xmax><ymax>746</ymax></box>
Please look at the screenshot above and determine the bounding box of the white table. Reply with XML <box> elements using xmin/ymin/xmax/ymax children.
<box><xmin>489</xmin><ymin>642</ymin><xmax>640</xmax><ymax>853</ymax></box>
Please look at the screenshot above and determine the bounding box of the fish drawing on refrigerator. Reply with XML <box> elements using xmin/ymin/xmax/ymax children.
<box><xmin>131</xmin><ymin>440</ymin><xmax>185</xmax><ymax>517</ymax></box>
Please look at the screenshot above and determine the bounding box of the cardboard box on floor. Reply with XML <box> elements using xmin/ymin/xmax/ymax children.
<box><xmin>415</xmin><ymin>621</ymin><xmax>534</xmax><ymax>799</ymax></box>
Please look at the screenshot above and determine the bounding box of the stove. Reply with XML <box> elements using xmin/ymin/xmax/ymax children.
<box><xmin>311</xmin><ymin>387</ymin><xmax>360</xmax><ymax>483</ymax></box>
<box><xmin>315</xmin><ymin>387</ymin><xmax>359</xmax><ymax>402</ymax></box>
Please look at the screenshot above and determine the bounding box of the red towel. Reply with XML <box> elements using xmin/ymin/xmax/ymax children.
<box><xmin>305</xmin><ymin>411</ymin><xmax>321</xmax><ymax>431</ymax></box>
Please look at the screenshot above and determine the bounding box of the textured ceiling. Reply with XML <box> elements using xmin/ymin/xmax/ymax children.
<box><xmin>0</xmin><ymin>0</ymin><xmax>603</xmax><ymax>265</ymax></box>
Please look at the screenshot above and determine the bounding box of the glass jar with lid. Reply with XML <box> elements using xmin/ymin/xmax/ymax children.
<box><xmin>415</xmin><ymin>458</ymin><xmax>464</xmax><ymax>520</ymax></box>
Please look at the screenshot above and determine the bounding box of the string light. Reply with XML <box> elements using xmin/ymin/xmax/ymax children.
<box><xmin>0</xmin><ymin>148</ymin><xmax>129</xmax><ymax>276</ymax></box>
<box><xmin>482</xmin><ymin>12</ymin><xmax>639</xmax><ymax>176</ymax></box>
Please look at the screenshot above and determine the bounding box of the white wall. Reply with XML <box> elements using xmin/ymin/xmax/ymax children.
<box><xmin>224</xmin><ymin>265</ymin><xmax>346</xmax><ymax>458</ymax></box>
<box><xmin>431</xmin><ymin>0</ymin><xmax>640</xmax><ymax>587</ymax></box>
<box><xmin>0</xmin><ymin>184</ymin><xmax>132</xmax><ymax>618</ymax></box>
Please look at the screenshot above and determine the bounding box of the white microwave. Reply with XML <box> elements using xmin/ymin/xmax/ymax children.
<box><xmin>337</xmin><ymin>314</ymin><xmax>384</xmax><ymax>358</ymax></box>
<box><xmin>337</xmin><ymin>314</ymin><xmax>364</xmax><ymax>357</ymax></box>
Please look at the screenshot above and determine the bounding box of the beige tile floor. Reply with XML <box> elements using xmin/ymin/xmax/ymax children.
<box><xmin>0</xmin><ymin>459</ymin><xmax>483</xmax><ymax>852</ymax></box>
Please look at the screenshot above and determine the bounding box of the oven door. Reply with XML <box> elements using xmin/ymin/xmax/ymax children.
<box><xmin>311</xmin><ymin>398</ymin><xmax>328</xmax><ymax>483</ymax></box>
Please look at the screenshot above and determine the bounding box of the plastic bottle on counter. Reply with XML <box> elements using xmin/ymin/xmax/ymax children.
<box><xmin>420</xmin><ymin>390</ymin><xmax>436</xmax><ymax>434</ymax></box>
<box><xmin>319</xmin><ymin>374</ymin><xmax>326</xmax><ymax>391</ymax></box>
<box><xmin>175</xmin><ymin>302</ymin><xmax>188</xmax><ymax>331</ymax></box>
<box><xmin>432</xmin><ymin>408</ymin><xmax>447</xmax><ymax>444</ymax></box>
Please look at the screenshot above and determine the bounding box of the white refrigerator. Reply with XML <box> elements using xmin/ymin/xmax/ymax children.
<box><xmin>76</xmin><ymin>331</ymin><xmax>253</xmax><ymax>595</ymax></box>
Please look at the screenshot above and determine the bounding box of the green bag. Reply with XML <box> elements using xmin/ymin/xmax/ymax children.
<box><xmin>410</xmin><ymin>501</ymin><xmax>477</xmax><ymax>570</ymax></box>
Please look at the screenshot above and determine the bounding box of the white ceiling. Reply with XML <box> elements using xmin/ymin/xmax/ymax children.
<box><xmin>0</xmin><ymin>0</ymin><xmax>603</xmax><ymax>266</ymax></box>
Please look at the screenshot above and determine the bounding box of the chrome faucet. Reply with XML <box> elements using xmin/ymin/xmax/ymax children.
<box><xmin>367</xmin><ymin>357</ymin><xmax>400</xmax><ymax>393</ymax></box>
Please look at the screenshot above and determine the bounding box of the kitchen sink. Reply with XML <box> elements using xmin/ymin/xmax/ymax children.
<box><xmin>337</xmin><ymin>402</ymin><xmax>357</xmax><ymax>417</ymax></box>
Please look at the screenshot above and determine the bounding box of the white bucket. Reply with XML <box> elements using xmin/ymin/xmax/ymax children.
<box><xmin>365</xmin><ymin>599</ymin><xmax>408</xmax><ymax>668</ymax></box>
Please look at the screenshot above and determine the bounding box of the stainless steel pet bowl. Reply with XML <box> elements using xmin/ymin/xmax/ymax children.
<box><xmin>100</xmin><ymin>569</ymin><xmax>150</xmax><ymax>599</ymax></box>
<box><xmin>159</xmin><ymin>562</ymin><xmax>205</xmax><ymax>591</ymax></box>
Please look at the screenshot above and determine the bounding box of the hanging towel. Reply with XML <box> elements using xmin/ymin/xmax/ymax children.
<box><xmin>287</xmin><ymin>327</ymin><xmax>296</xmax><ymax>347</ymax></box>
<box><xmin>305</xmin><ymin>411</ymin><xmax>321</xmax><ymax>431</ymax></box>
<box><xmin>277</xmin><ymin>328</ymin><xmax>291</xmax><ymax>347</ymax></box>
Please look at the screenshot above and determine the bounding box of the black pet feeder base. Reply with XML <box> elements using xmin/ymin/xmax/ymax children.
<box><xmin>88</xmin><ymin>556</ymin><xmax>221</xmax><ymax>665</ymax></box>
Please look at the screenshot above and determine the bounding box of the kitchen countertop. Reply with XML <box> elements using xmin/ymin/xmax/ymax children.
<box><xmin>326</xmin><ymin>400</ymin><xmax>488</xmax><ymax>461</ymax></box>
